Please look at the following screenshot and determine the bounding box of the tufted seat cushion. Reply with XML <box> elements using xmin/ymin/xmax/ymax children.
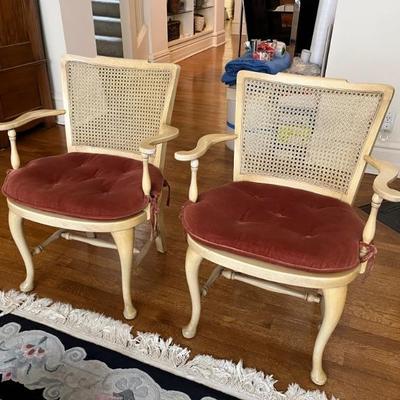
<box><xmin>182</xmin><ymin>181</ymin><xmax>365</xmax><ymax>273</ymax></box>
<box><xmin>2</xmin><ymin>152</ymin><xmax>165</xmax><ymax>220</ymax></box>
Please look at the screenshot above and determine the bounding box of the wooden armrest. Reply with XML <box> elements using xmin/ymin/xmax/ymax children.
<box><xmin>174</xmin><ymin>133</ymin><xmax>236</xmax><ymax>202</ymax></box>
<box><xmin>175</xmin><ymin>133</ymin><xmax>237</xmax><ymax>162</ymax></box>
<box><xmin>0</xmin><ymin>109</ymin><xmax>65</xmax><ymax>131</ymax></box>
<box><xmin>364</xmin><ymin>155</ymin><xmax>400</xmax><ymax>202</ymax></box>
<box><xmin>139</xmin><ymin>125</ymin><xmax>179</xmax><ymax>155</ymax></box>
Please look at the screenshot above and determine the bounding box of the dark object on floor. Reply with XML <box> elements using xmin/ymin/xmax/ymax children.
<box><xmin>360</xmin><ymin>200</ymin><xmax>400</xmax><ymax>233</ymax></box>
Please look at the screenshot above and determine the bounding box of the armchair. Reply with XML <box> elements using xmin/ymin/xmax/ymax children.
<box><xmin>175</xmin><ymin>71</ymin><xmax>396</xmax><ymax>384</ymax></box>
<box><xmin>1</xmin><ymin>55</ymin><xmax>180</xmax><ymax>320</ymax></box>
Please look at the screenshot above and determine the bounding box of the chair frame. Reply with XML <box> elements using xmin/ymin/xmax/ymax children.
<box><xmin>175</xmin><ymin>71</ymin><xmax>397</xmax><ymax>385</ymax></box>
<box><xmin>1</xmin><ymin>55</ymin><xmax>180</xmax><ymax>320</ymax></box>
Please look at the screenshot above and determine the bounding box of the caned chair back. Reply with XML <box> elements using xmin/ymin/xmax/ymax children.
<box><xmin>234</xmin><ymin>71</ymin><xmax>393</xmax><ymax>204</ymax></box>
<box><xmin>61</xmin><ymin>55</ymin><xmax>180</xmax><ymax>171</ymax></box>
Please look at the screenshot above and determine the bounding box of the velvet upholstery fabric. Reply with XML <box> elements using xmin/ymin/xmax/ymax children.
<box><xmin>2</xmin><ymin>152</ymin><xmax>165</xmax><ymax>220</ymax></box>
<box><xmin>182</xmin><ymin>181</ymin><xmax>364</xmax><ymax>273</ymax></box>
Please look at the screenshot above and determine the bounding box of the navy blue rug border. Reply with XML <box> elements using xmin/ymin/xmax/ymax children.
<box><xmin>0</xmin><ymin>313</ymin><xmax>235</xmax><ymax>400</ymax></box>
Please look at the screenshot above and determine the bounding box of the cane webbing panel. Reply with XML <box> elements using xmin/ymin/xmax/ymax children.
<box><xmin>239</xmin><ymin>78</ymin><xmax>383</xmax><ymax>194</ymax></box>
<box><xmin>65</xmin><ymin>60</ymin><xmax>173</xmax><ymax>155</ymax></box>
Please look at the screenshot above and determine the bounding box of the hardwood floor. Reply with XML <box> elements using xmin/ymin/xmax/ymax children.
<box><xmin>1</xmin><ymin>36</ymin><xmax>400</xmax><ymax>399</ymax></box>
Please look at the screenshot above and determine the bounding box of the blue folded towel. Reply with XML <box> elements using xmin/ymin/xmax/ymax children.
<box><xmin>221</xmin><ymin>52</ymin><xmax>291</xmax><ymax>86</ymax></box>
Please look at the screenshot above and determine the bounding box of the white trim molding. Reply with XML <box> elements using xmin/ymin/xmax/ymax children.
<box><xmin>151</xmin><ymin>49</ymin><xmax>171</xmax><ymax>63</ymax></box>
<box><xmin>169</xmin><ymin>31</ymin><xmax>225</xmax><ymax>63</ymax></box>
<box><xmin>152</xmin><ymin>30</ymin><xmax>226</xmax><ymax>64</ymax></box>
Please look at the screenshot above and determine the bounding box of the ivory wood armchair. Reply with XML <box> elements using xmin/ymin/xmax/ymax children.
<box><xmin>1</xmin><ymin>55</ymin><xmax>180</xmax><ymax>320</ymax></box>
<box><xmin>175</xmin><ymin>71</ymin><xmax>397</xmax><ymax>385</ymax></box>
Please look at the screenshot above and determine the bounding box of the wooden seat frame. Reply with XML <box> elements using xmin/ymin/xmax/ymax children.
<box><xmin>175</xmin><ymin>71</ymin><xmax>398</xmax><ymax>385</ymax></box>
<box><xmin>1</xmin><ymin>55</ymin><xmax>180</xmax><ymax>320</ymax></box>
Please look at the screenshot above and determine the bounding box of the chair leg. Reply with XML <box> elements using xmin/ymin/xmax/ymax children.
<box><xmin>155</xmin><ymin>206</ymin><xmax>166</xmax><ymax>254</ymax></box>
<box><xmin>317</xmin><ymin>289</ymin><xmax>325</xmax><ymax>330</ymax></box>
<box><xmin>311</xmin><ymin>285</ymin><xmax>347</xmax><ymax>385</ymax></box>
<box><xmin>182</xmin><ymin>246</ymin><xmax>203</xmax><ymax>339</ymax></box>
<box><xmin>8</xmin><ymin>210</ymin><xmax>34</xmax><ymax>292</ymax></box>
<box><xmin>111</xmin><ymin>229</ymin><xmax>137</xmax><ymax>320</ymax></box>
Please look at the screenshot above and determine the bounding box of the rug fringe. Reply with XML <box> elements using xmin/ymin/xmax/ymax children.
<box><xmin>0</xmin><ymin>289</ymin><xmax>336</xmax><ymax>400</ymax></box>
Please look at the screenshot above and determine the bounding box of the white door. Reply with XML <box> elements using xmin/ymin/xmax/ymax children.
<box><xmin>120</xmin><ymin>0</ymin><xmax>149</xmax><ymax>59</ymax></box>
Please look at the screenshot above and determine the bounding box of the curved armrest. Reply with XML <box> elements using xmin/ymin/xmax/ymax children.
<box><xmin>360</xmin><ymin>156</ymin><xmax>400</xmax><ymax>273</ymax></box>
<box><xmin>365</xmin><ymin>155</ymin><xmax>400</xmax><ymax>202</ymax></box>
<box><xmin>175</xmin><ymin>133</ymin><xmax>237</xmax><ymax>162</ymax></box>
<box><xmin>174</xmin><ymin>133</ymin><xmax>237</xmax><ymax>202</ymax></box>
<box><xmin>1</xmin><ymin>109</ymin><xmax>65</xmax><ymax>170</ymax></box>
<box><xmin>0</xmin><ymin>109</ymin><xmax>65</xmax><ymax>131</ymax></box>
<box><xmin>139</xmin><ymin>125</ymin><xmax>179</xmax><ymax>155</ymax></box>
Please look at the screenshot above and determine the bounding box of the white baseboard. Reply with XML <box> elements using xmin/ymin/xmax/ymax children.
<box><xmin>151</xmin><ymin>49</ymin><xmax>171</xmax><ymax>63</ymax></box>
<box><xmin>151</xmin><ymin>30</ymin><xmax>225</xmax><ymax>64</ymax></box>
<box><xmin>53</xmin><ymin>95</ymin><xmax>65</xmax><ymax>125</ymax></box>
<box><xmin>169</xmin><ymin>33</ymin><xmax>214</xmax><ymax>63</ymax></box>
<box><xmin>212</xmin><ymin>29</ymin><xmax>226</xmax><ymax>47</ymax></box>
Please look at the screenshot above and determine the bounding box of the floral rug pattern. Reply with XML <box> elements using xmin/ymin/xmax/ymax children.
<box><xmin>0</xmin><ymin>322</ymin><xmax>215</xmax><ymax>400</ymax></box>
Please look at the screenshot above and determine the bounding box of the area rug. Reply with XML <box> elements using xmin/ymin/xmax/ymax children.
<box><xmin>360</xmin><ymin>200</ymin><xmax>400</xmax><ymax>233</ymax></box>
<box><xmin>0</xmin><ymin>290</ymin><xmax>335</xmax><ymax>400</ymax></box>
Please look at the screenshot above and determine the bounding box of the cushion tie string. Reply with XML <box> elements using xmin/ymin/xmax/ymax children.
<box><xmin>163</xmin><ymin>180</ymin><xmax>171</xmax><ymax>206</ymax></box>
<box><xmin>147</xmin><ymin>180</ymin><xmax>170</xmax><ymax>240</ymax></box>
<box><xmin>359</xmin><ymin>241</ymin><xmax>378</xmax><ymax>276</ymax></box>
<box><xmin>148</xmin><ymin>195</ymin><xmax>160</xmax><ymax>240</ymax></box>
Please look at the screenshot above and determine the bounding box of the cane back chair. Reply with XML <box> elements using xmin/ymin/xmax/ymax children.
<box><xmin>175</xmin><ymin>71</ymin><xmax>397</xmax><ymax>384</ymax></box>
<box><xmin>1</xmin><ymin>55</ymin><xmax>180</xmax><ymax>319</ymax></box>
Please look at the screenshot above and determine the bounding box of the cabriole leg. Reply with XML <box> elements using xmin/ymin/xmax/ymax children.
<box><xmin>182</xmin><ymin>246</ymin><xmax>203</xmax><ymax>339</ymax></box>
<box><xmin>112</xmin><ymin>229</ymin><xmax>137</xmax><ymax>320</ymax></box>
<box><xmin>8</xmin><ymin>210</ymin><xmax>34</xmax><ymax>292</ymax></box>
<box><xmin>311</xmin><ymin>285</ymin><xmax>347</xmax><ymax>385</ymax></box>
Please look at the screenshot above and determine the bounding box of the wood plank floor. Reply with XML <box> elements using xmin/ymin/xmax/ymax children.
<box><xmin>1</xmin><ymin>36</ymin><xmax>400</xmax><ymax>399</ymax></box>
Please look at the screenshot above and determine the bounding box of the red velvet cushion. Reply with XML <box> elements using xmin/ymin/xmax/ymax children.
<box><xmin>2</xmin><ymin>152</ymin><xmax>165</xmax><ymax>220</ymax></box>
<box><xmin>182</xmin><ymin>181</ymin><xmax>364</xmax><ymax>273</ymax></box>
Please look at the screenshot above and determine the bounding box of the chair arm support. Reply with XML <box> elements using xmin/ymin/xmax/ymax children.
<box><xmin>139</xmin><ymin>125</ymin><xmax>179</xmax><ymax>197</ymax></box>
<box><xmin>139</xmin><ymin>125</ymin><xmax>179</xmax><ymax>155</ymax></box>
<box><xmin>364</xmin><ymin>155</ymin><xmax>400</xmax><ymax>202</ymax></box>
<box><xmin>1</xmin><ymin>109</ymin><xmax>66</xmax><ymax>170</ymax></box>
<box><xmin>359</xmin><ymin>156</ymin><xmax>400</xmax><ymax>273</ymax></box>
<box><xmin>0</xmin><ymin>109</ymin><xmax>66</xmax><ymax>131</ymax></box>
<box><xmin>174</xmin><ymin>133</ymin><xmax>237</xmax><ymax>202</ymax></box>
<box><xmin>174</xmin><ymin>133</ymin><xmax>237</xmax><ymax>162</ymax></box>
